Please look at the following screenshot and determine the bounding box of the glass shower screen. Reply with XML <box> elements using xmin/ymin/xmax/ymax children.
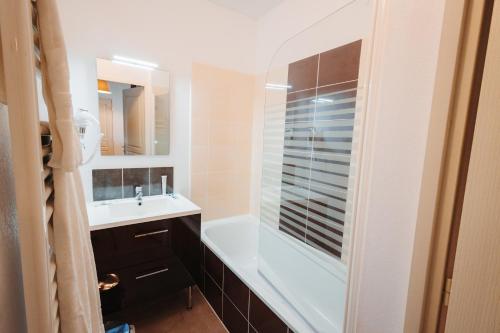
<box><xmin>258</xmin><ymin>1</ymin><xmax>374</xmax><ymax>332</ymax></box>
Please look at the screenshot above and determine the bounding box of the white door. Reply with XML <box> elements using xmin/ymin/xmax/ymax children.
<box><xmin>123</xmin><ymin>86</ymin><xmax>145</xmax><ymax>155</ymax></box>
<box><xmin>445</xmin><ymin>2</ymin><xmax>500</xmax><ymax>331</ymax></box>
<box><xmin>99</xmin><ymin>96</ymin><xmax>114</xmax><ymax>155</ymax></box>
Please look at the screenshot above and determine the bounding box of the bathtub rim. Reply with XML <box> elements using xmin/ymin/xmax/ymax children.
<box><xmin>201</xmin><ymin>214</ymin><xmax>317</xmax><ymax>333</ymax></box>
<box><xmin>202</xmin><ymin>214</ymin><xmax>347</xmax><ymax>282</ymax></box>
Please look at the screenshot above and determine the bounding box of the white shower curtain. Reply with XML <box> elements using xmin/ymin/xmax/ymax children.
<box><xmin>36</xmin><ymin>0</ymin><xmax>104</xmax><ymax>332</ymax></box>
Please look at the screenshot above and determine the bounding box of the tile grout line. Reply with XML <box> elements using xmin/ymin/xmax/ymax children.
<box><xmin>205</xmin><ymin>254</ymin><xmax>291</xmax><ymax>333</ymax></box>
<box><xmin>202</xmin><ymin>244</ymin><xmax>205</xmax><ymax>292</ymax></box>
<box><xmin>220</xmin><ymin>288</ymin><xmax>249</xmax><ymax>326</ymax></box>
<box><xmin>204</xmin><ymin>269</ymin><xmax>227</xmax><ymax>331</ymax></box>
<box><xmin>287</xmin><ymin>78</ymin><xmax>359</xmax><ymax>95</ymax></box>
<box><xmin>208</xmin><ymin>264</ymin><xmax>252</xmax><ymax>331</ymax></box>
<box><xmin>247</xmin><ymin>289</ymin><xmax>251</xmax><ymax>333</ymax></box>
<box><xmin>148</xmin><ymin>168</ymin><xmax>151</xmax><ymax>196</ymax></box>
<box><xmin>121</xmin><ymin>168</ymin><xmax>124</xmax><ymax>199</ymax></box>
<box><xmin>205</xmin><ymin>268</ymin><xmax>222</xmax><ymax>290</ymax></box>
<box><xmin>198</xmin><ymin>273</ymin><xmax>228</xmax><ymax>333</ymax></box>
<box><xmin>221</xmin><ymin>263</ymin><xmax>225</xmax><ymax>320</ymax></box>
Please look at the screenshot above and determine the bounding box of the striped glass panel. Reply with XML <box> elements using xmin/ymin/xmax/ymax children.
<box><xmin>277</xmin><ymin>81</ymin><xmax>358</xmax><ymax>260</ymax></box>
<box><xmin>261</xmin><ymin>41</ymin><xmax>363</xmax><ymax>264</ymax></box>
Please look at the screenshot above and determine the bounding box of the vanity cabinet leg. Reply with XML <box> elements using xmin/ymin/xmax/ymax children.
<box><xmin>187</xmin><ymin>286</ymin><xmax>193</xmax><ymax>310</ymax></box>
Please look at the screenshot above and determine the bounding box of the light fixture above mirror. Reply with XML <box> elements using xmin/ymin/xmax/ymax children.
<box><xmin>111</xmin><ymin>55</ymin><xmax>159</xmax><ymax>71</ymax></box>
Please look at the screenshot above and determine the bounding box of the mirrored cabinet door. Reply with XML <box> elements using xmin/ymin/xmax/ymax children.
<box><xmin>96</xmin><ymin>58</ymin><xmax>170</xmax><ymax>156</ymax></box>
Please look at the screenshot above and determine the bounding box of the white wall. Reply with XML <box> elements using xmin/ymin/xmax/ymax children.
<box><xmin>354</xmin><ymin>1</ymin><xmax>446</xmax><ymax>331</ymax></box>
<box><xmin>56</xmin><ymin>0</ymin><xmax>258</xmax><ymax>200</ymax></box>
<box><xmin>0</xmin><ymin>105</ymin><xmax>27</xmax><ymax>333</ymax></box>
<box><xmin>255</xmin><ymin>0</ymin><xmax>366</xmax><ymax>72</ymax></box>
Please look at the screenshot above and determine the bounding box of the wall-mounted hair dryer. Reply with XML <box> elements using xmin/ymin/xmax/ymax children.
<box><xmin>74</xmin><ymin>108</ymin><xmax>100</xmax><ymax>165</ymax></box>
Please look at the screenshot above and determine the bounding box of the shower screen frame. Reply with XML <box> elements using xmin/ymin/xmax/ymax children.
<box><xmin>257</xmin><ymin>0</ymin><xmax>379</xmax><ymax>331</ymax></box>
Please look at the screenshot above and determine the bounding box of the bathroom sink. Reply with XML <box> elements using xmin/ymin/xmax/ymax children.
<box><xmin>87</xmin><ymin>194</ymin><xmax>201</xmax><ymax>230</ymax></box>
<box><xmin>107</xmin><ymin>197</ymin><xmax>174</xmax><ymax>219</ymax></box>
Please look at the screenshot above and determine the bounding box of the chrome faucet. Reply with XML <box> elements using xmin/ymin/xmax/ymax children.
<box><xmin>135</xmin><ymin>186</ymin><xmax>143</xmax><ymax>206</ymax></box>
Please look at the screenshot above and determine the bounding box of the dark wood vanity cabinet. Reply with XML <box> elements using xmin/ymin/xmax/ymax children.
<box><xmin>91</xmin><ymin>214</ymin><xmax>201</xmax><ymax>315</ymax></box>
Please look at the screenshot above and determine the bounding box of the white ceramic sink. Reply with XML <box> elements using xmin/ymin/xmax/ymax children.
<box><xmin>87</xmin><ymin>194</ymin><xmax>201</xmax><ymax>230</ymax></box>
<box><xmin>107</xmin><ymin>197</ymin><xmax>174</xmax><ymax>219</ymax></box>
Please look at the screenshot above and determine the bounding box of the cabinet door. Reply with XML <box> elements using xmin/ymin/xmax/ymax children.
<box><xmin>172</xmin><ymin>214</ymin><xmax>202</xmax><ymax>286</ymax></box>
<box><xmin>113</xmin><ymin>220</ymin><xmax>172</xmax><ymax>252</ymax></box>
<box><xmin>92</xmin><ymin>220</ymin><xmax>173</xmax><ymax>272</ymax></box>
<box><xmin>117</xmin><ymin>257</ymin><xmax>192</xmax><ymax>307</ymax></box>
<box><xmin>91</xmin><ymin>228</ymin><xmax>117</xmax><ymax>274</ymax></box>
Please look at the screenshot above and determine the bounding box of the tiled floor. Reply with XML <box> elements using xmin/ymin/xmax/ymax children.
<box><xmin>123</xmin><ymin>287</ymin><xmax>228</xmax><ymax>333</ymax></box>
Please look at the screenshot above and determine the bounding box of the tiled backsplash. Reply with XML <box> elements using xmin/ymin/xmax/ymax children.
<box><xmin>92</xmin><ymin>167</ymin><xmax>174</xmax><ymax>201</ymax></box>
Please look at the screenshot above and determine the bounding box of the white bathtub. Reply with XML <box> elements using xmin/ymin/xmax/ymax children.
<box><xmin>202</xmin><ymin>215</ymin><xmax>346</xmax><ymax>333</ymax></box>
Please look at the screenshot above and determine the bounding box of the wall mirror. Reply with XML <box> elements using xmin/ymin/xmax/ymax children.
<box><xmin>96</xmin><ymin>58</ymin><xmax>170</xmax><ymax>156</ymax></box>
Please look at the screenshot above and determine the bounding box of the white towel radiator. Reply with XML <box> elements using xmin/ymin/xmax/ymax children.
<box><xmin>0</xmin><ymin>1</ymin><xmax>60</xmax><ymax>332</ymax></box>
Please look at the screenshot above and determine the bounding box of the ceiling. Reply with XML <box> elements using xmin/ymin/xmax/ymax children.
<box><xmin>208</xmin><ymin>0</ymin><xmax>284</xmax><ymax>20</ymax></box>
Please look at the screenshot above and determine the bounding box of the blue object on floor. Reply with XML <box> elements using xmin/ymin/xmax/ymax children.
<box><xmin>106</xmin><ymin>323</ymin><xmax>130</xmax><ymax>333</ymax></box>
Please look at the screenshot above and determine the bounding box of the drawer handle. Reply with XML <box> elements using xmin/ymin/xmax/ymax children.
<box><xmin>136</xmin><ymin>268</ymin><xmax>169</xmax><ymax>280</ymax></box>
<box><xmin>134</xmin><ymin>229</ymin><xmax>169</xmax><ymax>238</ymax></box>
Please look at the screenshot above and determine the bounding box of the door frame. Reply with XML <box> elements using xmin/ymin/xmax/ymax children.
<box><xmin>404</xmin><ymin>0</ymin><xmax>494</xmax><ymax>331</ymax></box>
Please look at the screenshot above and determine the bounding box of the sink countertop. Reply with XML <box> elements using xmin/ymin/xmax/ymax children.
<box><xmin>87</xmin><ymin>194</ymin><xmax>201</xmax><ymax>231</ymax></box>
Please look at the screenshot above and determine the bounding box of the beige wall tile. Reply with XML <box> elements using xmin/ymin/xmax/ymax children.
<box><xmin>191</xmin><ymin>172</ymin><xmax>208</xmax><ymax>198</ymax></box>
<box><xmin>191</xmin><ymin>147</ymin><xmax>209</xmax><ymax>174</ymax></box>
<box><xmin>192</xmin><ymin>194</ymin><xmax>209</xmax><ymax>219</ymax></box>
<box><xmin>209</xmin><ymin>120</ymin><xmax>239</xmax><ymax>147</ymax></box>
<box><xmin>191</xmin><ymin>63</ymin><xmax>256</xmax><ymax>221</ymax></box>
<box><xmin>207</xmin><ymin>146</ymin><xmax>238</xmax><ymax>173</ymax></box>
<box><xmin>249</xmin><ymin>75</ymin><xmax>266</xmax><ymax>216</ymax></box>
<box><xmin>192</xmin><ymin>116</ymin><xmax>210</xmax><ymax>147</ymax></box>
